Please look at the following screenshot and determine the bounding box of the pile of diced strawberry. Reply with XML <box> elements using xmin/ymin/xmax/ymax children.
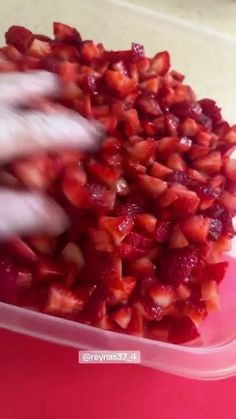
<box><xmin>0</xmin><ymin>22</ymin><xmax>235</xmax><ymax>344</ymax></box>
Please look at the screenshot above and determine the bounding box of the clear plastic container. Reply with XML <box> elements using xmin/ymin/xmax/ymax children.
<box><xmin>0</xmin><ymin>0</ymin><xmax>236</xmax><ymax>380</ymax></box>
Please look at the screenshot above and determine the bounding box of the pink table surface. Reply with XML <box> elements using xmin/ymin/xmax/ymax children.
<box><xmin>0</xmin><ymin>328</ymin><xmax>235</xmax><ymax>419</ymax></box>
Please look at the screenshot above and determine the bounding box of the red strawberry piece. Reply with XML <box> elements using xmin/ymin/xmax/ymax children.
<box><xmin>123</xmin><ymin>108</ymin><xmax>142</xmax><ymax>135</ymax></box>
<box><xmin>53</xmin><ymin>22</ymin><xmax>81</xmax><ymax>44</ymax></box>
<box><xmin>148</xmin><ymin>284</ymin><xmax>177</xmax><ymax>308</ymax></box>
<box><xmin>74</xmin><ymin>94</ymin><xmax>92</xmax><ymax>117</ymax></box>
<box><xmin>134</xmin><ymin>295</ymin><xmax>164</xmax><ymax>321</ymax></box>
<box><xmin>45</xmin><ymin>285</ymin><xmax>84</xmax><ymax>314</ymax></box>
<box><xmin>148</xmin><ymin>317</ymin><xmax>172</xmax><ymax>342</ymax></box>
<box><xmin>194</xmin><ymin>185</ymin><xmax>218</xmax><ymax>210</ymax></box>
<box><xmin>62</xmin><ymin>167</ymin><xmax>89</xmax><ymax>209</ymax></box>
<box><xmin>223</xmin><ymin>126</ymin><xmax>236</xmax><ymax>144</ymax></box>
<box><xmin>156</xmin><ymin>137</ymin><xmax>179</xmax><ymax>158</ymax></box>
<box><xmin>128</xmin><ymin>257</ymin><xmax>156</xmax><ymax>278</ymax></box>
<box><xmin>89</xmin><ymin>228</ymin><xmax>114</xmax><ymax>252</ymax></box>
<box><xmin>169</xmin><ymin>224</ymin><xmax>189</xmax><ymax>248</ymax></box>
<box><xmin>119</xmin><ymin>232</ymin><xmax>154</xmax><ymax>259</ymax></box>
<box><xmin>219</xmin><ymin>191</ymin><xmax>236</xmax><ymax>213</ymax></box>
<box><xmin>166</xmin><ymin>170</ymin><xmax>188</xmax><ymax>185</ymax></box>
<box><xmin>124</xmin><ymin>159</ymin><xmax>147</xmax><ymax>179</ymax></box>
<box><xmin>75</xmin><ymin>283</ymin><xmax>97</xmax><ymax>303</ymax></box>
<box><xmin>96</xmin><ymin>115</ymin><xmax>117</xmax><ymax>133</ymax></box>
<box><xmin>127</xmin><ymin>307</ymin><xmax>144</xmax><ymax>336</ymax></box>
<box><xmin>111</xmin><ymin>276</ymin><xmax>136</xmax><ymax>302</ymax></box>
<box><xmin>154</xmin><ymin>221</ymin><xmax>171</xmax><ymax>242</ymax></box>
<box><xmin>165</xmin><ymin>113</ymin><xmax>180</xmax><ymax>136</ymax></box>
<box><xmin>203</xmin><ymin>262</ymin><xmax>228</xmax><ymax>284</ymax></box>
<box><xmin>224</xmin><ymin>159</ymin><xmax>236</xmax><ymax>181</ymax></box>
<box><xmin>11</xmin><ymin>156</ymin><xmax>55</xmax><ymax>190</ymax></box>
<box><xmin>6</xmin><ymin>238</ymin><xmax>37</xmax><ymax>264</ymax></box>
<box><xmin>187</xmin><ymin>168</ymin><xmax>208</xmax><ymax>185</ymax></box>
<box><xmin>188</xmin><ymin>145</ymin><xmax>209</xmax><ymax>161</ymax></box>
<box><xmin>29</xmin><ymin>39</ymin><xmax>51</xmax><ymax>57</ymax></box>
<box><xmin>140</xmin><ymin>77</ymin><xmax>159</xmax><ymax>95</ymax></box>
<box><xmin>208</xmin><ymin>219</ymin><xmax>223</xmax><ymax>241</ymax></box>
<box><xmin>166</xmin><ymin>153</ymin><xmax>186</xmax><ymax>172</ymax></box>
<box><xmin>0</xmin><ymin>257</ymin><xmax>18</xmax><ymax>303</ymax></box>
<box><xmin>150</xmin><ymin>162</ymin><xmax>173</xmax><ymax>179</ymax></box>
<box><xmin>179</xmin><ymin>117</ymin><xmax>199</xmax><ymax>136</ymax></box>
<box><xmin>177</xmin><ymin>284</ymin><xmax>191</xmax><ymax>300</ymax></box>
<box><xmin>170</xmin><ymin>100</ymin><xmax>201</xmax><ymax>119</ymax></box>
<box><xmin>168</xmin><ymin>316</ymin><xmax>200</xmax><ymax>344</ymax></box>
<box><xmin>51</xmin><ymin>43</ymin><xmax>79</xmax><ymax>61</ymax></box>
<box><xmin>171</xmin><ymin>187</ymin><xmax>200</xmax><ymax>217</ymax></box>
<box><xmin>193</xmin><ymin>151</ymin><xmax>222</xmax><ymax>174</ymax></box>
<box><xmin>27</xmin><ymin>235</ymin><xmax>57</xmax><ymax>255</ymax></box>
<box><xmin>127</xmin><ymin>139</ymin><xmax>157</xmax><ymax>165</ymax></box>
<box><xmin>99</xmin><ymin>215</ymin><xmax>134</xmax><ymax>245</ymax></box>
<box><xmin>80</xmin><ymin>41</ymin><xmax>99</xmax><ymax>62</ymax></box>
<box><xmin>150</xmin><ymin>51</ymin><xmax>170</xmax><ymax>75</ymax></box>
<box><xmin>82</xmin><ymin>251</ymin><xmax>123</xmax><ymax>289</ymax></box>
<box><xmin>157</xmin><ymin>186</ymin><xmax>178</xmax><ymax>208</ymax></box>
<box><xmin>103</xmin><ymin>49</ymin><xmax>131</xmax><ymax>63</ymax></box>
<box><xmin>138</xmin><ymin>174</ymin><xmax>167</xmax><ymax>198</ymax></box>
<box><xmin>138</xmin><ymin>96</ymin><xmax>162</xmax><ymax>116</ymax></box>
<box><xmin>84</xmin><ymin>288</ymin><xmax>111</xmax><ymax>323</ymax></box>
<box><xmin>196</xmin><ymin>131</ymin><xmax>212</xmax><ymax>147</ymax></box>
<box><xmin>1</xmin><ymin>45</ymin><xmax>22</xmax><ymax>61</ymax></box>
<box><xmin>36</xmin><ymin>258</ymin><xmax>65</xmax><ymax>282</ymax></box>
<box><xmin>159</xmin><ymin>247</ymin><xmax>198</xmax><ymax>285</ymax></box>
<box><xmin>105</xmin><ymin>69</ymin><xmax>137</xmax><ymax>98</ymax></box>
<box><xmin>178</xmin><ymin>136</ymin><xmax>192</xmax><ymax>153</ymax></box>
<box><xmin>198</xmin><ymin>99</ymin><xmax>222</xmax><ymax>125</ymax></box>
<box><xmin>180</xmin><ymin>301</ymin><xmax>207</xmax><ymax>326</ymax></box>
<box><xmin>87</xmin><ymin>183</ymin><xmax>116</xmax><ymax>214</ymax></box>
<box><xmin>87</xmin><ymin>160</ymin><xmax>120</xmax><ymax>186</ymax></box>
<box><xmin>132</xmin><ymin>42</ymin><xmax>145</xmax><ymax>62</ymax></box>
<box><xmin>61</xmin><ymin>242</ymin><xmax>84</xmax><ymax>270</ymax></box>
<box><xmin>112</xmin><ymin>306</ymin><xmax>131</xmax><ymax>329</ymax></box>
<box><xmin>180</xmin><ymin>215</ymin><xmax>211</xmax><ymax>243</ymax></box>
<box><xmin>5</xmin><ymin>25</ymin><xmax>33</xmax><ymax>53</ymax></box>
<box><xmin>115</xmin><ymin>178</ymin><xmax>130</xmax><ymax>196</ymax></box>
<box><xmin>135</xmin><ymin>213</ymin><xmax>157</xmax><ymax>234</ymax></box>
<box><xmin>201</xmin><ymin>279</ymin><xmax>220</xmax><ymax>312</ymax></box>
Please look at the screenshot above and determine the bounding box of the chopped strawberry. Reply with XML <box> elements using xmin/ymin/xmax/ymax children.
<box><xmin>138</xmin><ymin>96</ymin><xmax>162</xmax><ymax>116</ymax></box>
<box><xmin>203</xmin><ymin>262</ymin><xmax>228</xmax><ymax>284</ymax></box>
<box><xmin>208</xmin><ymin>219</ymin><xmax>223</xmax><ymax>241</ymax></box>
<box><xmin>171</xmin><ymin>187</ymin><xmax>200</xmax><ymax>217</ymax></box>
<box><xmin>219</xmin><ymin>191</ymin><xmax>236</xmax><ymax>213</ymax></box>
<box><xmin>223</xmin><ymin>126</ymin><xmax>236</xmax><ymax>144</ymax></box>
<box><xmin>148</xmin><ymin>317</ymin><xmax>171</xmax><ymax>342</ymax></box>
<box><xmin>80</xmin><ymin>41</ymin><xmax>99</xmax><ymax>62</ymax></box>
<box><xmin>61</xmin><ymin>243</ymin><xmax>84</xmax><ymax>270</ymax></box>
<box><xmin>29</xmin><ymin>39</ymin><xmax>51</xmax><ymax>57</ymax></box>
<box><xmin>53</xmin><ymin>22</ymin><xmax>81</xmax><ymax>44</ymax></box>
<box><xmin>36</xmin><ymin>258</ymin><xmax>65</xmax><ymax>282</ymax></box>
<box><xmin>193</xmin><ymin>151</ymin><xmax>222</xmax><ymax>174</ymax></box>
<box><xmin>179</xmin><ymin>117</ymin><xmax>199</xmax><ymax>136</ymax></box>
<box><xmin>99</xmin><ymin>215</ymin><xmax>134</xmax><ymax>245</ymax></box>
<box><xmin>134</xmin><ymin>295</ymin><xmax>164</xmax><ymax>321</ymax></box>
<box><xmin>119</xmin><ymin>231</ymin><xmax>154</xmax><ymax>259</ymax></box>
<box><xmin>150</xmin><ymin>162</ymin><xmax>173</xmax><ymax>179</ymax></box>
<box><xmin>135</xmin><ymin>213</ymin><xmax>157</xmax><ymax>234</ymax></box>
<box><xmin>177</xmin><ymin>284</ymin><xmax>191</xmax><ymax>300</ymax></box>
<box><xmin>148</xmin><ymin>284</ymin><xmax>176</xmax><ymax>308</ymax></box>
<box><xmin>166</xmin><ymin>153</ymin><xmax>186</xmax><ymax>171</ymax></box>
<box><xmin>87</xmin><ymin>160</ymin><xmax>120</xmax><ymax>186</ymax></box>
<box><xmin>180</xmin><ymin>301</ymin><xmax>207</xmax><ymax>326</ymax></box>
<box><xmin>111</xmin><ymin>276</ymin><xmax>136</xmax><ymax>302</ymax></box>
<box><xmin>6</xmin><ymin>238</ymin><xmax>37</xmax><ymax>264</ymax></box>
<box><xmin>140</xmin><ymin>77</ymin><xmax>159</xmax><ymax>94</ymax></box>
<box><xmin>127</xmin><ymin>308</ymin><xmax>144</xmax><ymax>336</ymax></box>
<box><xmin>156</xmin><ymin>137</ymin><xmax>179</xmax><ymax>158</ymax></box>
<box><xmin>138</xmin><ymin>174</ymin><xmax>167</xmax><ymax>198</ymax></box>
<box><xmin>128</xmin><ymin>257</ymin><xmax>156</xmax><ymax>278</ymax></box>
<box><xmin>180</xmin><ymin>215</ymin><xmax>211</xmax><ymax>244</ymax></box>
<box><xmin>159</xmin><ymin>247</ymin><xmax>198</xmax><ymax>285</ymax></box>
<box><xmin>127</xmin><ymin>139</ymin><xmax>156</xmax><ymax>165</ymax></box>
<box><xmin>89</xmin><ymin>228</ymin><xmax>114</xmax><ymax>252</ymax></box>
<box><xmin>154</xmin><ymin>221</ymin><xmax>171</xmax><ymax>242</ymax></box>
<box><xmin>224</xmin><ymin>159</ymin><xmax>236</xmax><ymax>181</ymax></box>
<box><xmin>0</xmin><ymin>257</ymin><xmax>18</xmax><ymax>303</ymax></box>
<box><xmin>45</xmin><ymin>285</ymin><xmax>84</xmax><ymax>314</ymax></box>
<box><xmin>169</xmin><ymin>224</ymin><xmax>189</xmax><ymax>248</ymax></box>
<box><xmin>201</xmin><ymin>279</ymin><xmax>220</xmax><ymax>312</ymax></box>
<box><xmin>168</xmin><ymin>316</ymin><xmax>200</xmax><ymax>344</ymax></box>
<box><xmin>62</xmin><ymin>167</ymin><xmax>89</xmax><ymax>209</ymax></box>
<box><xmin>87</xmin><ymin>183</ymin><xmax>116</xmax><ymax>214</ymax></box>
<box><xmin>150</xmin><ymin>51</ymin><xmax>170</xmax><ymax>75</ymax></box>
<box><xmin>112</xmin><ymin>306</ymin><xmax>131</xmax><ymax>329</ymax></box>
<box><xmin>105</xmin><ymin>69</ymin><xmax>137</xmax><ymax>98</ymax></box>
<box><xmin>5</xmin><ymin>25</ymin><xmax>33</xmax><ymax>52</ymax></box>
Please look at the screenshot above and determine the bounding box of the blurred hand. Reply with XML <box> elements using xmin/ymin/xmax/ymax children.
<box><xmin>0</xmin><ymin>71</ymin><xmax>103</xmax><ymax>237</ymax></box>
